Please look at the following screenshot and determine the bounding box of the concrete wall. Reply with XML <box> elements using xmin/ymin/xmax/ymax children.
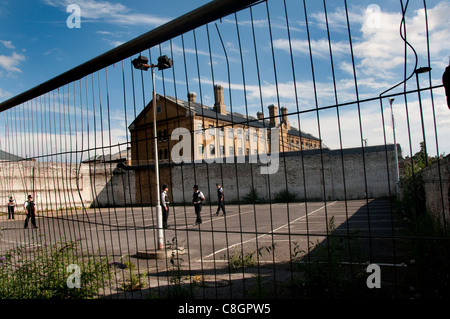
<box><xmin>0</xmin><ymin>161</ymin><xmax>135</xmax><ymax>211</ymax></box>
<box><xmin>420</xmin><ymin>155</ymin><xmax>450</xmax><ymax>228</ymax></box>
<box><xmin>170</xmin><ymin>145</ymin><xmax>401</xmax><ymax>204</ymax></box>
<box><xmin>1</xmin><ymin>145</ymin><xmax>400</xmax><ymax>211</ymax></box>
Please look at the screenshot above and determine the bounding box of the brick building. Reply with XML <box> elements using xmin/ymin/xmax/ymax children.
<box><xmin>128</xmin><ymin>85</ymin><xmax>322</xmax><ymax>203</ymax></box>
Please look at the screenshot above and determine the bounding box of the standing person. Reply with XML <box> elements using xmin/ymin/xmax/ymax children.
<box><xmin>7</xmin><ymin>196</ymin><xmax>15</xmax><ymax>220</ymax></box>
<box><xmin>24</xmin><ymin>195</ymin><xmax>38</xmax><ymax>229</ymax></box>
<box><xmin>161</xmin><ymin>184</ymin><xmax>170</xmax><ymax>229</ymax></box>
<box><xmin>192</xmin><ymin>184</ymin><xmax>205</xmax><ymax>225</ymax></box>
<box><xmin>215</xmin><ymin>183</ymin><xmax>226</xmax><ymax>216</ymax></box>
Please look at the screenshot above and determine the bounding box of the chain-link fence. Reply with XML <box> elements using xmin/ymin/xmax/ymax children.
<box><xmin>0</xmin><ymin>0</ymin><xmax>449</xmax><ymax>302</ymax></box>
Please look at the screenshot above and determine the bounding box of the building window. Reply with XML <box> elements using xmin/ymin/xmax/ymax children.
<box><xmin>220</xmin><ymin>146</ymin><xmax>225</xmax><ymax>156</ymax></box>
<box><xmin>229</xmin><ymin>146</ymin><xmax>234</xmax><ymax>156</ymax></box>
<box><xmin>163</xmin><ymin>129</ymin><xmax>167</xmax><ymax>141</ymax></box>
<box><xmin>156</xmin><ymin>105</ymin><xmax>161</xmax><ymax>113</ymax></box>
<box><xmin>158</xmin><ymin>130</ymin><xmax>162</xmax><ymax>142</ymax></box>
<box><xmin>209</xmin><ymin>144</ymin><xmax>215</xmax><ymax>155</ymax></box>
<box><xmin>228</xmin><ymin>128</ymin><xmax>234</xmax><ymax>138</ymax></box>
<box><xmin>158</xmin><ymin>149</ymin><xmax>162</xmax><ymax>159</ymax></box>
<box><xmin>237</xmin><ymin>129</ymin><xmax>242</xmax><ymax>139</ymax></box>
<box><xmin>199</xmin><ymin>144</ymin><xmax>204</xmax><ymax>155</ymax></box>
<box><xmin>164</xmin><ymin>149</ymin><xmax>168</xmax><ymax>159</ymax></box>
<box><xmin>253</xmin><ymin>132</ymin><xmax>257</xmax><ymax>142</ymax></box>
<box><xmin>238</xmin><ymin>147</ymin><xmax>243</xmax><ymax>156</ymax></box>
<box><xmin>219</xmin><ymin>127</ymin><xmax>224</xmax><ymax>136</ymax></box>
<box><xmin>209</xmin><ymin>125</ymin><xmax>215</xmax><ymax>136</ymax></box>
<box><xmin>197</xmin><ymin>123</ymin><xmax>203</xmax><ymax>134</ymax></box>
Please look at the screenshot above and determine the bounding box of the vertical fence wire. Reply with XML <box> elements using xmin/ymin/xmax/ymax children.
<box><xmin>0</xmin><ymin>0</ymin><xmax>448</xmax><ymax>300</ymax></box>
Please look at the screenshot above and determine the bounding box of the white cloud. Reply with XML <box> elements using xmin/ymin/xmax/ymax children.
<box><xmin>273</xmin><ymin>38</ymin><xmax>349</xmax><ymax>59</ymax></box>
<box><xmin>273</xmin><ymin>1</ymin><xmax>450</xmax><ymax>82</ymax></box>
<box><xmin>354</xmin><ymin>1</ymin><xmax>450</xmax><ymax>78</ymax></box>
<box><xmin>43</xmin><ymin>0</ymin><xmax>169</xmax><ymax>26</ymax></box>
<box><xmin>0</xmin><ymin>51</ymin><xmax>25</xmax><ymax>73</ymax></box>
<box><xmin>0</xmin><ymin>88</ymin><xmax>12</xmax><ymax>100</ymax></box>
<box><xmin>0</xmin><ymin>39</ymin><xmax>24</xmax><ymax>73</ymax></box>
<box><xmin>105</xmin><ymin>39</ymin><xmax>124</xmax><ymax>48</ymax></box>
<box><xmin>309</xmin><ymin>5</ymin><xmax>364</xmax><ymax>31</ymax></box>
<box><xmin>0</xmin><ymin>40</ymin><xmax>15</xmax><ymax>49</ymax></box>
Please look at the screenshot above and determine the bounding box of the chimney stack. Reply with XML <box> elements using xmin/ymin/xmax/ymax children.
<box><xmin>188</xmin><ymin>92</ymin><xmax>196</xmax><ymax>103</ymax></box>
<box><xmin>214</xmin><ymin>85</ymin><xmax>226</xmax><ymax>114</ymax></box>
<box><xmin>268</xmin><ymin>104</ymin><xmax>278</xmax><ymax>127</ymax></box>
<box><xmin>257</xmin><ymin>111</ymin><xmax>264</xmax><ymax>121</ymax></box>
<box><xmin>280</xmin><ymin>106</ymin><xmax>290</xmax><ymax>130</ymax></box>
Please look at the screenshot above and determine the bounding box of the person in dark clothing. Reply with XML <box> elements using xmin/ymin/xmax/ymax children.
<box><xmin>24</xmin><ymin>195</ymin><xmax>38</xmax><ymax>229</ymax></box>
<box><xmin>161</xmin><ymin>184</ymin><xmax>170</xmax><ymax>229</ymax></box>
<box><xmin>7</xmin><ymin>196</ymin><xmax>15</xmax><ymax>220</ymax></box>
<box><xmin>443</xmin><ymin>62</ymin><xmax>450</xmax><ymax>109</ymax></box>
<box><xmin>192</xmin><ymin>184</ymin><xmax>205</xmax><ymax>225</ymax></box>
<box><xmin>215</xmin><ymin>183</ymin><xmax>226</xmax><ymax>216</ymax></box>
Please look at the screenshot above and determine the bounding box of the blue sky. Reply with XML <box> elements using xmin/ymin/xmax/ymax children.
<box><xmin>0</xmin><ymin>0</ymin><xmax>449</xmax><ymax>160</ymax></box>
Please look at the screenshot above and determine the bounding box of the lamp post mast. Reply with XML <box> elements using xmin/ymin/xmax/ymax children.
<box><xmin>152</xmin><ymin>66</ymin><xmax>164</xmax><ymax>250</ymax></box>
<box><xmin>389</xmin><ymin>98</ymin><xmax>399</xmax><ymax>196</ymax></box>
<box><xmin>132</xmin><ymin>55</ymin><xmax>172</xmax><ymax>252</ymax></box>
<box><xmin>132</xmin><ymin>54</ymin><xmax>172</xmax><ymax>255</ymax></box>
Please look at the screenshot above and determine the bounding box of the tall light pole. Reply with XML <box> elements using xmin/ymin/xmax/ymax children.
<box><xmin>388</xmin><ymin>97</ymin><xmax>399</xmax><ymax>195</ymax></box>
<box><xmin>132</xmin><ymin>55</ymin><xmax>173</xmax><ymax>250</ymax></box>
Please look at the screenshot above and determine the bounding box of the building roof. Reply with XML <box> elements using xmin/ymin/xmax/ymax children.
<box><xmin>0</xmin><ymin>150</ymin><xmax>24</xmax><ymax>162</ymax></box>
<box><xmin>130</xmin><ymin>94</ymin><xmax>321</xmax><ymax>142</ymax></box>
<box><xmin>81</xmin><ymin>148</ymin><xmax>130</xmax><ymax>164</ymax></box>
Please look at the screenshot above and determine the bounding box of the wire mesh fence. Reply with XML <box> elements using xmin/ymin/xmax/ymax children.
<box><xmin>0</xmin><ymin>0</ymin><xmax>449</xmax><ymax>301</ymax></box>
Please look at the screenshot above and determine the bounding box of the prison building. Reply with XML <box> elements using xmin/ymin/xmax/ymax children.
<box><xmin>128</xmin><ymin>84</ymin><xmax>321</xmax><ymax>204</ymax></box>
<box><xmin>129</xmin><ymin>85</ymin><xmax>321</xmax><ymax>165</ymax></box>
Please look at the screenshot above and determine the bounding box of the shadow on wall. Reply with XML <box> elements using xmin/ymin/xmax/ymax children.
<box><xmin>89</xmin><ymin>162</ymin><xmax>136</xmax><ymax>208</ymax></box>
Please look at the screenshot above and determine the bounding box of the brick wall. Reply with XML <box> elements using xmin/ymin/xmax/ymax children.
<box><xmin>170</xmin><ymin>145</ymin><xmax>401</xmax><ymax>204</ymax></box>
<box><xmin>420</xmin><ymin>155</ymin><xmax>450</xmax><ymax>228</ymax></box>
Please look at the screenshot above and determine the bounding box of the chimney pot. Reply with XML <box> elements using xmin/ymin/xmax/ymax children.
<box><xmin>188</xmin><ymin>92</ymin><xmax>196</xmax><ymax>103</ymax></box>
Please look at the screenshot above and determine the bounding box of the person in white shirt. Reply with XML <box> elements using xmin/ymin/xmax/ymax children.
<box><xmin>215</xmin><ymin>183</ymin><xmax>226</xmax><ymax>216</ymax></box>
<box><xmin>161</xmin><ymin>184</ymin><xmax>170</xmax><ymax>229</ymax></box>
<box><xmin>192</xmin><ymin>184</ymin><xmax>205</xmax><ymax>225</ymax></box>
<box><xmin>7</xmin><ymin>196</ymin><xmax>15</xmax><ymax>220</ymax></box>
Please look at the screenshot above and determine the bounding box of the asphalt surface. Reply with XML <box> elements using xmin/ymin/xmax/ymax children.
<box><xmin>0</xmin><ymin>198</ymin><xmax>406</xmax><ymax>298</ymax></box>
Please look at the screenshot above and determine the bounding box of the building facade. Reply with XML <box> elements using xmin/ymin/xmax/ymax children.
<box><xmin>128</xmin><ymin>85</ymin><xmax>322</xmax><ymax>203</ymax></box>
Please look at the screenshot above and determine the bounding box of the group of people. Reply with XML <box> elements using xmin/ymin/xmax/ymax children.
<box><xmin>6</xmin><ymin>183</ymin><xmax>223</xmax><ymax>231</ymax></box>
<box><xmin>160</xmin><ymin>183</ymin><xmax>226</xmax><ymax>228</ymax></box>
<box><xmin>6</xmin><ymin>195</ymin><xmax>38</xmax><ymax>229</ymax></box>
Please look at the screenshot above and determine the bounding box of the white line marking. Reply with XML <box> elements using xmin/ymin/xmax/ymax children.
<box><xmin>199</xmin><ymin>201</ymin><xmax>337</xmax><ymax>261</ymax></box>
